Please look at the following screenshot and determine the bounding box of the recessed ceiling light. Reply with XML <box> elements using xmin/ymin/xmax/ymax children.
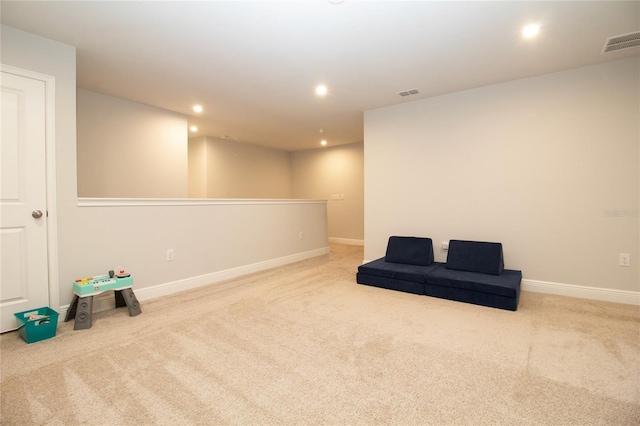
<box><xmin>190</xmin><ymin>126</ymin><xmax>198</xmax><ymax>132</ymax></box>
<box><xmin>315</xmin><ymin>85</ymin><xmax>328</xmax><ymax>96</ymax></box>
<box><xmin>321</xmin><ymin>140</ymin><xmax>327</xmax><ymax>146</ymax></box>
<box><xmin>522</xmin><ymin>23</ymin><xmax>540</xmax><ymax>39</ymax></box>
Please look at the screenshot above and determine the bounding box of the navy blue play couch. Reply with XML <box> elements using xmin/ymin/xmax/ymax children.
<box><xmin>356</xmin><ymin>236</ymin><xmax>522</xmax><ymax>311</ymax></box>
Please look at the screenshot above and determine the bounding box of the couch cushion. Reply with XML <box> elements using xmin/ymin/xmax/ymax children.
<box><xmin>423</xmin><ymin>282</ymin><xmax>520</xmax><ymax>311</ymax></box>
<box><xmin>358</xmin><ymin>258</ymin><xmax>443</xmax><ymax>284</ymax></box>
<box><xmin>357</xmin><ymin>272</ymin><xmax>426</xmax><ymax>296</ymax></box>
<box><xmin>446</xmin><ymin>240</ymin><xmax>504</xmax><ymax>275</ymax></box>
<box><xmin>385</xmin><ymin>236</ymin><xmax>434</xmax><ymax>266</ymax></box>
<box><xmin>426</xmin><ymin>267</ymin><xmax>521</xmax><ymax>298</ymax></box>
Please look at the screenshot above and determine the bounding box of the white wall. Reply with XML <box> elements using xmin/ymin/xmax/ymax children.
<box><xmin>291</xmin><ymin>143</ymin><xmax>364</xmax><ymax>243</ymax></box>
<box><xmin>77</xmin><ymin>89</ymin><xmax>188</xmax><ymax>198</ymax></box>
<box><xmin>73</xmin><ymin>199</ymin><xmax>328</xmax><ymax>303</ymax></box>
<box><xmin>188</xmin><ymin>135</ymin><xmax>207</xmax><ymax>198</ymax></box>
<box><xmin>189</xmin><ymin>137</ymin><xmax>364</xmax><ymax>242</ymax></box>
<box><xmin>189</xmin><ymin>136</ymin><xmax>292</xmax><ymax>199</ymax></box>
<box><xmin>2</xmin><ymin>25</ymin><xmax>329</xmax><ymax>311</ymax></box>
<box><xmin>365</xmin><ymin>58</ymin><xmax>639</xmax><ymax>297</ymax></box>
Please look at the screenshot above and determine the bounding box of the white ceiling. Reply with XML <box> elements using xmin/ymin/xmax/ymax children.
<box><xmin>2</xmin><ymin>1</ymin><xmax>639</xmax><ymax>151</ymax></box>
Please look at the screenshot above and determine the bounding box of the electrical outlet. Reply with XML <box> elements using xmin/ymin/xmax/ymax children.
<box><xmin>167</xmin><ymin>249</ymin><xmax>174</xmax><ymax>261</ymax></box>
<box><xmin>442</xmin><ymin>241</ymin><xmax>449</xmax><ymax>251</ymax></box>
<box><xmin>619</xmin><ymin>253</ymin><xmax>630</xmax><ymax>267</ymax></box>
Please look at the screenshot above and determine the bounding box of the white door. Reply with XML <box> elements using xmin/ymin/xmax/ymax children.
<box><xmin>1</xmin><ymin>71</ymin><xmax>50</xmax><ymax>332</ymax></box>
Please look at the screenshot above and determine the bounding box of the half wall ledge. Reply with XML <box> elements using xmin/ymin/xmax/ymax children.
<box><xmin>78</xmin><ymin>198</ymin><xmax>328</xmax><ymax>207</ymax></box>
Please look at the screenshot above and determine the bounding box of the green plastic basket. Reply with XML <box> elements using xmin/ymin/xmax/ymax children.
<box><xmin>14</xmin><ymin>307</ymin><xmax>59</xmax><ymax>344</ymax></box>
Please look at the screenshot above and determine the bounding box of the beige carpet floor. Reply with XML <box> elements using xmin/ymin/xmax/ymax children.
<box><xmin>1</xmin><ymin>244</ymin><xmax>639</xmax><ymax>425</ymax></box>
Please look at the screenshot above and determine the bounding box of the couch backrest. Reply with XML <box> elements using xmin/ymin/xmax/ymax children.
<box><xmin>385</xmin><ymin>236</ymin><xmax>434</xmax><ymax>266</ymax></box>
<box><xmin>446</xmin><ymin>240</ymin><xmax>504</xmax><ymax>275</ymax></box>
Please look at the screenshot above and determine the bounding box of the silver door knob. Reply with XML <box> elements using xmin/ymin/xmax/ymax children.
<box><xmin>32</xmin><ymin>210</ymin><xmax>43</xmax><ymax>218</ymax></box>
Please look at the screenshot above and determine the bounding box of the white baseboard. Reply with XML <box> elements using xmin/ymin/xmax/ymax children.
<box><xmin>357</xmin><ymin>261</ymin><xmax>639</xmax><ymax>306</ymax></box>
<box><xmin>522</xmin><ymin>279</ymin><xmax>639</xmax><ymax>305</ymax></box>
<box><xmin>329</xmin><ymin>237</ymin><xmax>364</xmax><ymax>246</ymax></box>
<box><xmin>59</xmin><ymin>246</ymin><xmax>330</xmax><ymax>318</ymax></box>
<box><xmin>58</xmin><ymin>250</ymin><xmax>637</xmax><ymax>322</ymax></box>
<box><xmin>137</xmin><ymin>246</ymin><xmax>329</xmax><ymax>301</ymax></box>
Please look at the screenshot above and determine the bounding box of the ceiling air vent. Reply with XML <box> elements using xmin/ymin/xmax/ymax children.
<box><xmin>398</xmin><ymin>88</ymin><xmax>419</xmax><ymax>97</ymax></box>
<box><xmin>602</xmin><ymin>31</ymin><xmax>640</xmax><ymax>53</ymax></box>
